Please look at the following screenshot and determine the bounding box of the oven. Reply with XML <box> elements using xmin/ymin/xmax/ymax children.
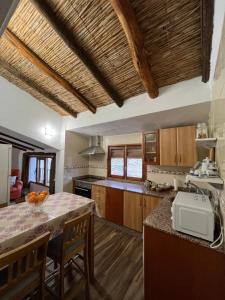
<box><xmin>74</xmin><ymin>186</ymin><xmax>91</xmax><ymax>198</ymax></box>
<box><xmin>73</xmin><ymin>176</ymin><xmax>104</xmax><ymax>199</ymax></box>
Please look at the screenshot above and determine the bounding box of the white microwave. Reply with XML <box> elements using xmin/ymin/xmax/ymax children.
<box><xmin>171</xmin><ymin>192</ymin><xmax>215</xmax><ymax>242</ymax></box>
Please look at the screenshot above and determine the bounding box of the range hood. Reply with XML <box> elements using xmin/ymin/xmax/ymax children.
<box><xmin>79</xmin><ymin>136</ymin><xmax>105</xmax><ymax>155</ymax></box>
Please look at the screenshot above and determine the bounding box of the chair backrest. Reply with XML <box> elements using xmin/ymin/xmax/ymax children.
<box><xmin>0</xmin><ymin>232</ymin><xmax>50</xmax><ymax>299</ymax></box>
<box><xmin>62</xmin><ymin>212</ymin><xmax>91</xmax><ymax>260</ymax></box>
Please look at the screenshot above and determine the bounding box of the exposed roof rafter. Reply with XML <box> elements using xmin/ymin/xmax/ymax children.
<box><xmin>4</xmin><ymin>28</ymin><xmax>96</xmax><ymax>113</ymax></box>
<box><xmin>31</xmin><ymin>0</ymin><xmax>124</xmax><ymax>108</ymax></box>
<box><xmin>0</xmin><ymin>59</ymin><xmax>78</xmax><ymax>118</ymax></box>
<box><xmin>110</xmin><ymin>0</ymin><xmax>159</xmax><ymax>99</ymax></box>
<box><xmin>201</xmin><ymin>0</ymin><xmax>214</xmax><ymax>83</ymax></box>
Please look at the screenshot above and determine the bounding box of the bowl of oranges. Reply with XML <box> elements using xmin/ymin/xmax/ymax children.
<box><xmin>26</xmin><ymin>191</ymin><xmax>49</xmax><ymax>213</ymax></box>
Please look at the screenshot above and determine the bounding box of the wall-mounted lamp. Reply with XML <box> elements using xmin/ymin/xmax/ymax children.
<box><xmin>42</xmin><ymin>126</ymin><xmax>55</xmax><ymax>138</ymax></box>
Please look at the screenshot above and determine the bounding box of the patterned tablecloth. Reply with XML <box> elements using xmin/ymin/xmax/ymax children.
<box><xmin>0</xmin><ymin>192</ymin><xmax>94</xmax><ymax>254</ymax></box>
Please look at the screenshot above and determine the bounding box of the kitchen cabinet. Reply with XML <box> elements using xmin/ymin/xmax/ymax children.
<box><xmin>143</xmin><ymin>131</ymin><xmax>159</xmax><ymax>165</ymax></box>
<box><xmin>92</xmin><ymin>185</ymin><xmax>106</xmax><ymax>218</ymax></box>
<box><xmin>106</xmin><ymin>187</ymin><xmax>124</xmax><ymax>225</ymax></box>
<box><xmin>160</xmin><ymin>125</ymin><xmax>196</xmax><ymax>167</ymax></box>
<box><xmin>93</xmin><ymin>184</ymin><xmax>160</xmax><ymax>231</ymax></box>
<box><xmin>177</xmin><ymin>126</ymin><xmax>197</xmax><ymax>166</ymax></box>
<box><xmin>124</xmin><ymin>191</ymin><xmax>143</xmax><ymax>232</ymax></box>
<box><xmin>144</xmin><ymin>225</ymin><xmax>225</xmax><ymax>300</ymax></box>
<box><xmin>143</xmin><ymin>195</ymin><xmax>160</xmax><ymax>220</ymax></box>
<box><xmin>160</xmin><ymin>128</ymin><xmax>177</xmax><ymax>166</ymax></box>
<box><xmin>123</xmin><ymin>192</ymin><xmax>160</xmax><ymax>232</ymax></box>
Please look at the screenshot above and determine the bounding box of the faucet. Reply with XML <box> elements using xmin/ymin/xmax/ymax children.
<box><xmin>185</xmin><ymin>180</ymin><xmax>205</xmax><ymax>196</ymax></box>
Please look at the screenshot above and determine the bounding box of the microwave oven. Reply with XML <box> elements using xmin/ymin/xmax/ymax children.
<box><xmin>171</xmin><ymin>192</ymin><xmax>215</xmax><ymax>242</ymax></box>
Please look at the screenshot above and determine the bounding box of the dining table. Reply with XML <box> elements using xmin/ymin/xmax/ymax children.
<box><xmin>0</xmin><ymin>192</ymin><xmax>95</xmax><ymax>280</ymax></box>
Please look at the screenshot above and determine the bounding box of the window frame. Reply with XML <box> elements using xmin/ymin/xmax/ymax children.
<box><xmin>108</xmin><ymin>144</ymin><xmax>144</xmax><ymax>181</ymax></box>
<box><xmin>28</xmin><ymin>155</ymin><xmax>53</xmax><ymax>187</ymax></box>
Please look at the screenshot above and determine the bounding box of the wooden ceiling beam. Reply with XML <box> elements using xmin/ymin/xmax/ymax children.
<box><xmin>110</xmin><ymin>0</ymin><xmax>158</xmax><ymax>99</ymax></box>
<box><xmin>0</xmin><ymin>59</ymin><xmax>78</xmax><ymax>118</ymax></box>
<box><xmin>31</xmin><ymin>0</ymin><xmax>124</xmax><ymax>108</ymax></box>
<box><xmin>201</xmin><ymin>0</ymin><xmax>214</xmax><ymax>83</ymax></box>
<box><xmin>4</xmin><ymin>29</ymin><xmax>96</xmax><ymax>113</ymax></box>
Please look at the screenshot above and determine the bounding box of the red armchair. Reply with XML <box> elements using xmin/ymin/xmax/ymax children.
<box><xmin>10</xmin><ymin>169</ymin><xmax>23</xmax><ymax>201</ymax></box>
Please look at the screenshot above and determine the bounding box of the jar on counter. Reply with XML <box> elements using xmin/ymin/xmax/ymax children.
<box><xmin>196</xmin><ymin>123</ymin><xmax>208</xmax><ymax>139</ymax></box>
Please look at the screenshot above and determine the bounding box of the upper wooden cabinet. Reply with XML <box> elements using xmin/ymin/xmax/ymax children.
<box><xmin>160</xmin><ymin>128</ymin><xmax>177</xmax><ymax>166</ymax></box>
<box><xmin>160</xmin><ymin>125</ymin><xmax>197</xmax><ymax>167</ymax></box>
<box><xmin>143</xmin><ymin>131</ymin><xmax>159</xmax><ymax>165</ymax></box>
<box><xmin>177</xmin><ymin>126</ymin><xmax>197</xmax><ymax>167</ymax></box>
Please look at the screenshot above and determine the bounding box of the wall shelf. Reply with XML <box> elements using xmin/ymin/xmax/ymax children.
<box><xmin>186</xmin><ymin>174</ymin><xmax>223</xmax><ymax>186</ymax></box>
<box><xmin>195</xmin><ymin>138</ymin><xmax>217</xmax><ymax>149</ymax></box>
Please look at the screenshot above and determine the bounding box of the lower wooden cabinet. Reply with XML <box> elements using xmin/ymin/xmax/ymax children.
<box><xmin>91</xmin><ymin>185</ymin><xmax>106</xmax><ymax>218</ymax></box>
<box><xmin>124</xmin><ymin>191</ymin><xmax>143</xmax><ymax>232</ymax></box>
<box><xmin>124</xmin><ymin>192</ymin><xmax>160</xmax><ymax>232</ymax></box>
<box><xmin>92</xmin><ymin>185</ymin><xmax>160</xmax><ymax>231</ymax></box>
<box><xmin>144</xmin><ymin>225</ymin><xmax>225</xmax><ymax>300</ymax></box>
<box><xmin>143</xmin><ymin>195</ymin><xmax>160</xmax><ymax>220</ymax></box>
<box><xmin>106</xmin><ymin>187</ymin><xmax>124</xmax><ymax>225</ymax></box>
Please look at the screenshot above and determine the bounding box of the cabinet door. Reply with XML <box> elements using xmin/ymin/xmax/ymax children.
<box><xmin>124</xmin><ymin>191</ymin><xmax>143</xmax><ymax>232</ymax></box>
<box><xmin>91</xmin><ymin>185</ymin><xmax>106</xmax><ymax>218</ymax></box>
<box><xmin>160</xmin><ymin>128</ymin><xmax>177</xmax><ymax>166</ymax></box>
<box><xmin>106</xmin><ymin>187</ymin><xmax>124</xmax><ymax>225</ymax></box>
<box><xmin>177</xmin><ymin>126</ymin><xmax>197</xmax><ymax>167</ymax></box>
<box><xmin>143</xmin><ymin>195</ymin><xmax>160</xmax><ymax>220</ymax></box>
<box><xmin>143</xmin><ymin>131</ymin><xmax>159</xmax><ymax>164</ymax></box>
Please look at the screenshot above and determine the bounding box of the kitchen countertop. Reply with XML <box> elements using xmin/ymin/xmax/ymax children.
<box><xmin>93</xmin><ymin>179</ymin><xmax>170</xmax><ymax>197</ymax></box>
<box><xmin>144</xmin><ymin>192</ymin><xmax>225</xmax><ymax>254</ymax></box>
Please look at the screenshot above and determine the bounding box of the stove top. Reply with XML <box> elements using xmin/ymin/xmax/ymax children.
<box><xmin>74</xmin><ymin>176</ymin><xmax>104</xmax><ymax>189</ymax></box>
<box><xmin>78</xmin><ymin>177</ymin><xmax>100</xmax><ymax>183</ymax></box>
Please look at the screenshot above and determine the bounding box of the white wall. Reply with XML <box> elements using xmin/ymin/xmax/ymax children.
<box><xmin>0</xmin><ymin>77</ymin><xmax>64</xmax><ymax>150</ymax></box>
<box><xmin>64</xmin><ymin>131</ymin><xmax>89</xmax><ymax>192</ymax></box>
<box><xmin>11</xmin><ymin>148</ymin><xmax>24</xmax><ymax>172</ymax></box>
<box><xmin>65</xmin><ymin>77</ymin><xmax>211</xmax><ymax>132</ymax></box>
<box><xmin>0</xmin><ymin>77</ymin><xmax>66</xmax><ymax>191</ymax></box>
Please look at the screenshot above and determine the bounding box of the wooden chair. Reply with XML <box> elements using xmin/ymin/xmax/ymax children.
<box><xmin>47</xmin><ymin>212</ymin><xmax>91</xmax><ymax>300</ymax></box>
<box><xmin>0</xmin><ymin>232</ymin><xmax>50</xmax><ymax>300</ymax></box>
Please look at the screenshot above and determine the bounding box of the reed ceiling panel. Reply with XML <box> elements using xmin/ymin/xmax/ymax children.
<box><xmin>0</xmin><ymin>0</ymin><xmax>202</xmax><ymax>115</ymax></box>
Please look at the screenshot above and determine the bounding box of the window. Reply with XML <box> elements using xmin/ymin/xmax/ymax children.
<box><xmin>108</xmin><ymin>145</ymin><xmax>143</xmax><ymax>180</ymax></box>
<box><xmin>28</xmin><ymin>155</ymin><xmax>53</xmax><ymax>186</ymax></box>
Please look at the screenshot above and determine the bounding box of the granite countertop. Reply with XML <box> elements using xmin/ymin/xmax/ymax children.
<box><xmin>144</xmin><ymin>192</ymin><xmax>225</xmax><ymax>254</ymax></box>
<box><xmin>93</xmin><ymin>179</ymin><xmax>170</xmax><ymax>197</ymax></box>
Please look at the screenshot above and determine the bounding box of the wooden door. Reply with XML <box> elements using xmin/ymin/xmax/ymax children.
<box><xmin>124</xmin><ymin>191</ymin><xmax>143</xmax><ymax>232</ymax></box>
<box><xmin>91</xmin><ymin>185</ymin><xmax>106</xmax><ymax>218</ymax></box>
<box><xmin>143</xmin><ymin>195</ymin><xmax>160</xmax><ymax>220</ymax></box>
<box><xmin>160</xmin><ymin>128</ymin><xmax>177</xmax><ymax>166</ymax></box>
<box><xmin>106</xmin><ymin>187</ymin><xmax>124</xmax><ymax>225</ymax></box>
<box><xmin>177</xmin><ymin>126</ymin><xmax>197</xmax><ymax>167</ymax></box>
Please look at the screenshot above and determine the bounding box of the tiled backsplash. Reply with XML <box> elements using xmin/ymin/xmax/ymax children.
<box><xmin>147</xmin><ymin>165</ymin><xmax>188</xmax><ymax>187</ymax></box>
<box><xmin>209</xmin><ymin>17</ymin><xmax>225</xmax><ymax>236</ymax></box>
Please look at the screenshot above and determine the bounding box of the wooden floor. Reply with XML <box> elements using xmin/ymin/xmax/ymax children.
<box><xmin>45</xmin><ymin>217</ymin><xmax>144</xmax><ymax>300</ymax></box>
